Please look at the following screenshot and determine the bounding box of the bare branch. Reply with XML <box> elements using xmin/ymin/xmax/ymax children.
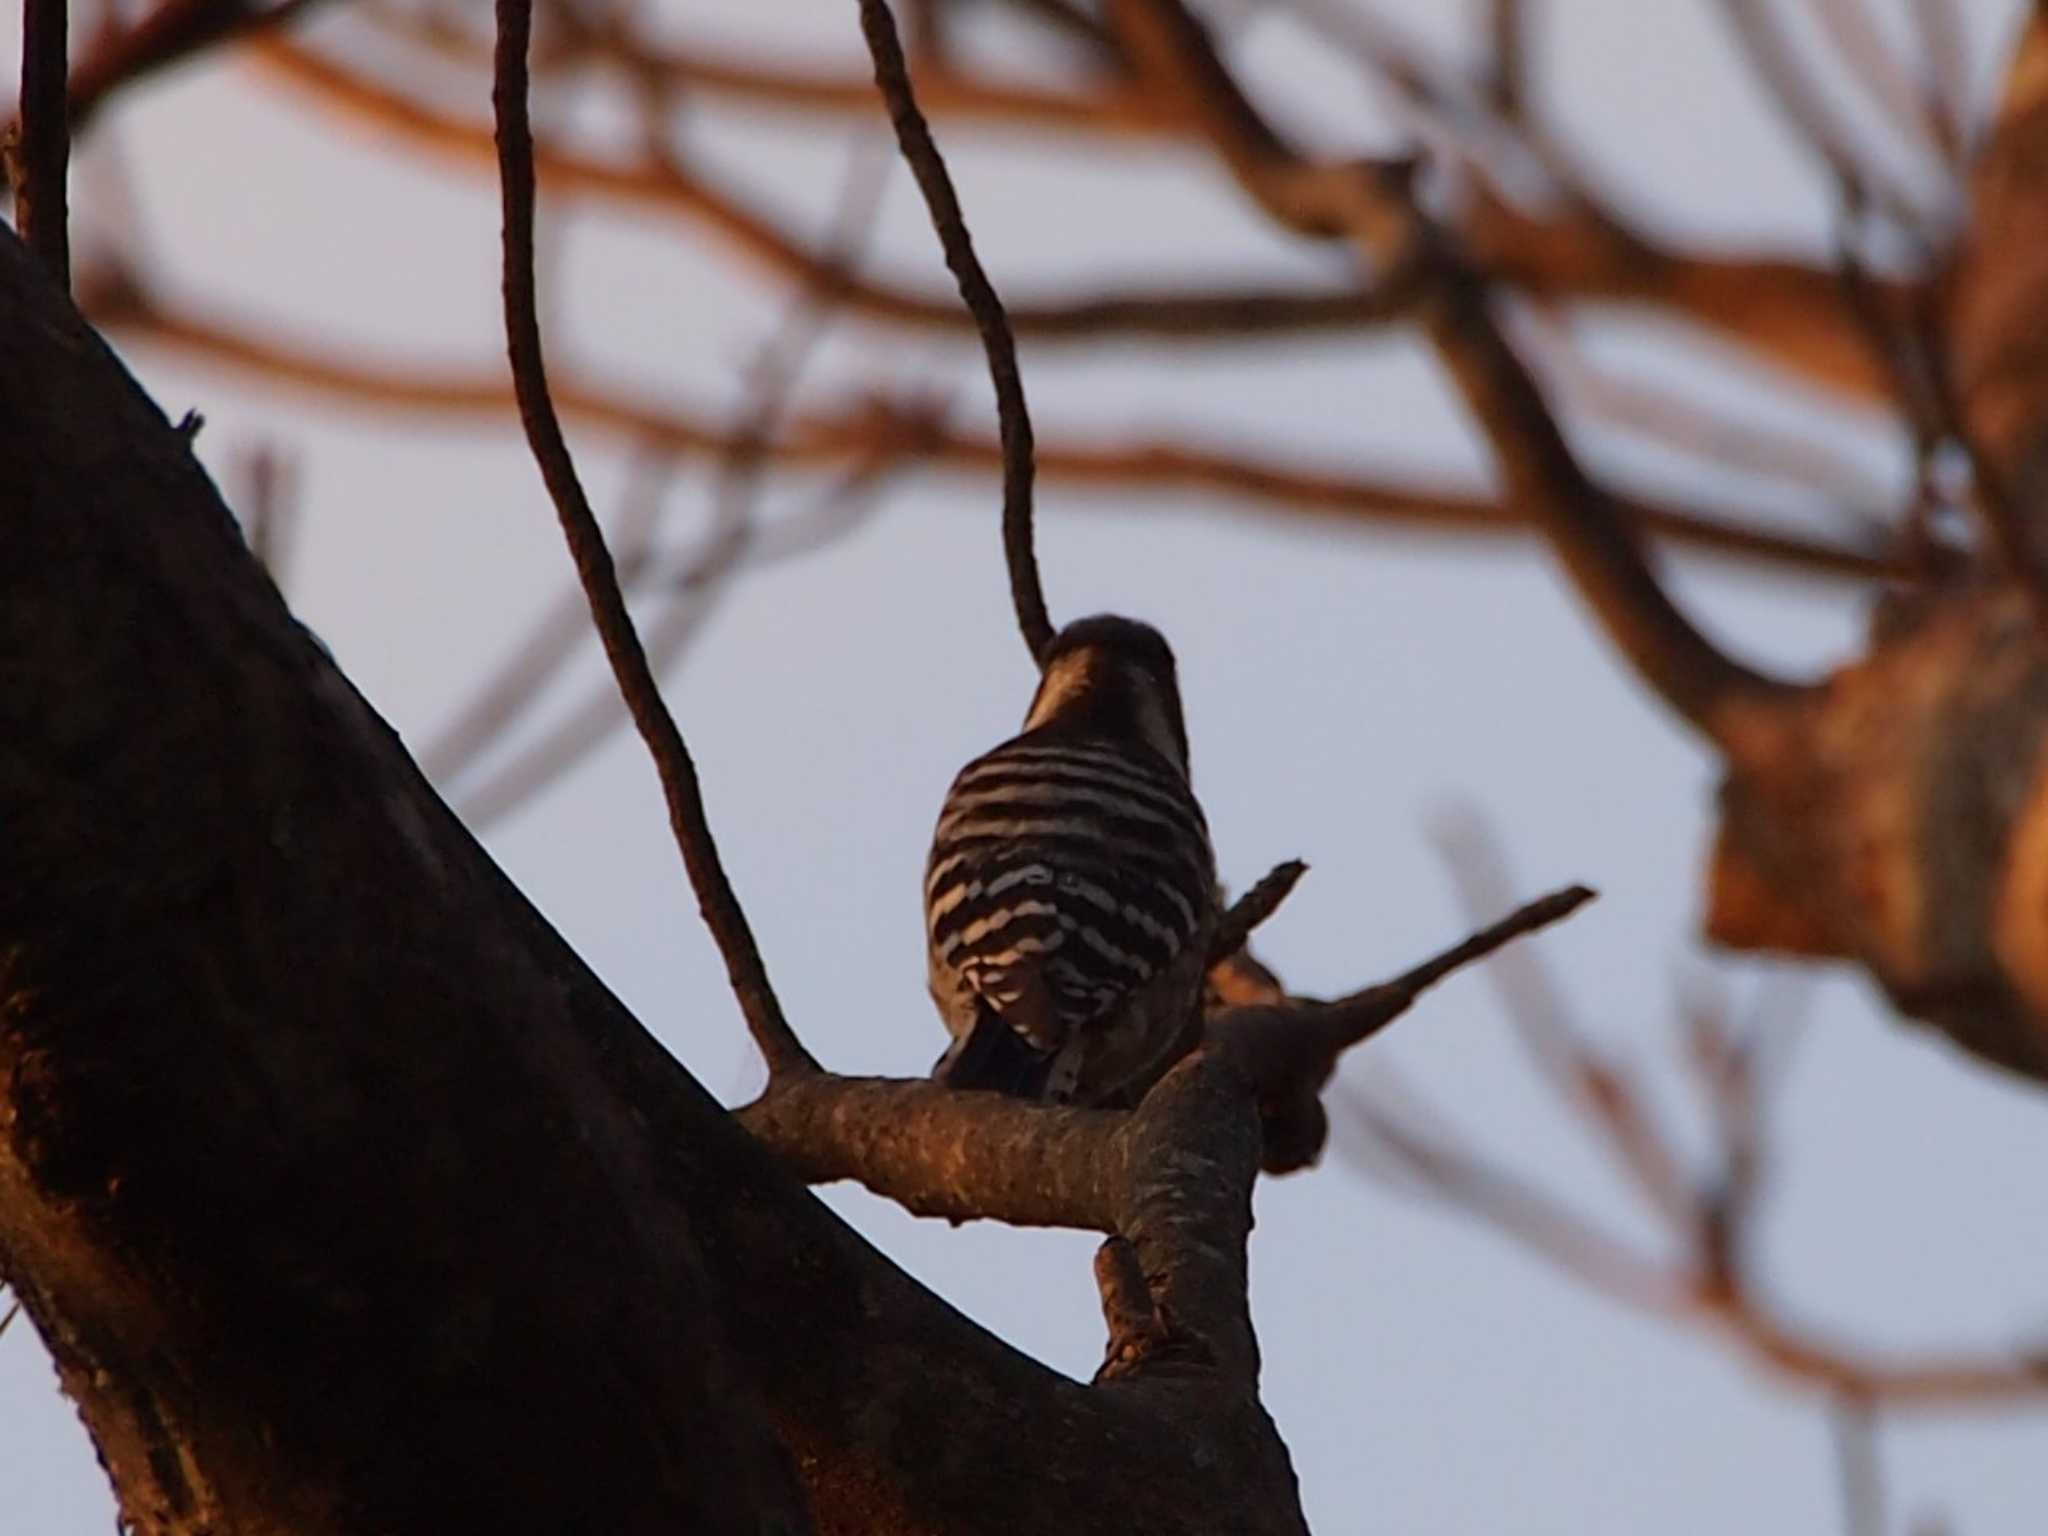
<box><xmin>1207</xmin><ymin>858</ymin><xmax>1308</xmax><ymax>968</ymax></box>
<box><xmin>1208</xmin><ymin>882</ymin><xmax>1597</xmax><ymax>1107</ymax></box>
<box><xmin>1339</xmin><ymin>1074</ymin><xmax>1685</xmax><ymax>1311</ymax></box>
<box><xmin>1483</xmin><ymin>0</ymin><xmax>1528</xmax><ymax>122</ymax></box>
<box><xmin>1713</xmin><ymin>0</ymin><xmax>1936</xmax><ymax>229</ymax></box>
<box><xmin>419</xmin><ymin>450</ymin><xmax>674</xmax><ymax>788</ymax></box>
<box><xmin>1433</xmin><ymin>811</ymin><xmax>1695</xmax><ymax>1231</ymax></box>
<box><xmin>1341</xmin><ymin>1070</ymin><xmax>2048</xmax><ymax>1404</ymax></box>
<box><xmin>63</xmin><ymin>0</ymin><xmax>325</xmax><ymax>132</ymax></box>
<box><xmin>432</xmin><ymin>141</ymin><xmax>888</xmax><ymax>818</ymax></box>
<box><xmin>452</xmin><ymin>462</ymin><xmax>897</xmax><ymax>830</ymax></box>
<box><xmin>237</xmin><ymin>442</ymin><xmax>299</xmax><ymax>586</ymax></box>
<box><xmin>1809</xmin><ymin>0</ymin><xmax>1956</xmax><ymax>169</ymax></box>
<box><xmin>1513</xmin><ymin>305</ymin><xmax>1898</xmax><ymax>522</ymax></box>
<box><xmin>16</xmin><ymin>0</ymin><xmax>73</xmax><ymax>285</ymax></box>
<box><xmin>245</xmin><ymin>38</ymin><xmax>1391</xmax><ymax>347</ymax></box>
<box><xmin>1905</xmin><ymin>0</ymin><xmax>1971</xmax><ymax>167</ymax></box>
<box><xmin>739</xmin><ymin>1074</ymin><xmax>1126</xmax><ymax>1228</ymax></box>
<box><xmin>855</xmin><ymin>0</ymin><xmax>1052</xmax><ymax>662</ymax></box>
<box><xmin>1413</xmin><ymin>236</ymin><xmax>1811</xmax><ymax>739</ymax></box>
<box><xmin>1104</xmin><ymin>0</ymin><xmax>1811</xmax><ymax>739</ymax></box>
<box><xmin>358</xmin><ymin>2</ymin><xmax>1184</xmax><ymax>139</ymax></box>
<box><xmin>1332</xmin><ymin>825</ymin><xmax>2048</xmax><ymax>1406</ymax></box>
<box><xmin>491</xmin><ymin>0</ymin><xmax>815</xmax><ymax>1079</ymax></box>
<box><xmin>92</xmin><ymin>274</ymin><xmax>1905</xmax><ymax>580</ymax></box>
<box><xmin>1832</xmin><ymin>1393</ymin><xmax>1885</xmax><ymax>1536</ymax></box>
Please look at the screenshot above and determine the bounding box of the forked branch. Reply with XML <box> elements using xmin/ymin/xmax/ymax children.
<box><xmin>1104</xmin><ymin>0</ymin><xmax>1808</xmax><ymax>744</ymax></box>
<box><xmin>738</xmin><ymin>883</ymin><xmax>1595</xmax><ymax>1218</ymax></box>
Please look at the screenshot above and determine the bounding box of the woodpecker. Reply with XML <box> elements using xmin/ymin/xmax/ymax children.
<box><xmin>924</xmin><ymin>615</ymin><xmax>1218</xmax><ymax>1105</ymax></box>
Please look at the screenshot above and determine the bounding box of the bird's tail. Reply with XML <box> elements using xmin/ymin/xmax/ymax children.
<box><xmin>931</xmin><ymin>1008</ymin><xmax>1055</xmax><ymax>1099</ymax></box>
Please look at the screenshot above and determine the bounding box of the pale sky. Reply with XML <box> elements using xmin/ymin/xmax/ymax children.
<box><xmin>4</xmin><ymin>1</ymin><xmax>2047</xmax><ymax>1531</ymax></box>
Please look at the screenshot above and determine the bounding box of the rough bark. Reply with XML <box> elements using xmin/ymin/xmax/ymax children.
<box><xmin>1700</xmin><ymin>9</ymin><xmax>2048</xmax><ymax>1083</ymax></box>
<box><xmin>0</xmin><ymin>225</ymin><xmax>1311</xmax><ymax>1534</ymax></box>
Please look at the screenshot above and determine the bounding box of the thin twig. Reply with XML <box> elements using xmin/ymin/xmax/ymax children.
<box><xmin>1905</xmin><ymin>0</ymin><xmax>1970</xmax><ymax>168</ymax></box>
<box><xmin>1433</xmin><ymin>811</ymin><xmax>1695</xmax><ymax>1231</ymax></box>
<box><xmin>1514</xmin><ymin>305</ymin><xmax>1897</xmax><ymax>524</ymax></box>
<box><xmin>420</xmin><ymin>448</ymin><xmax>675</xmax><ymax>787</ymax></box>
<box><xmin>1337</xmin><ymin>823</ymin><xmax>2048</xmax><ymax>1405</ymax></box>
<box><xmin>1484</xmin><ymin>0</ymin><xmax>1526</xmax><ymax>121</ymax></box>
<box><xmin>1832</xmin><ymin>1394</ymin><xmax>1885</xmax><ymax>1536</ymax></box>
<box><xmin>1359</xmin><ymin>883</ymin><xmax>1595</xmax><ymax>1005</ymax></box>
<box><xmin>450</xmin><ymin>452</ymin><xmax>901</xmax><ymax>830</ymax></box>
<box><xmin>1338</xmin><ymin>1074</ymin><xmax>1684</xmax><ymax>1311</ymax></box>
<box><xmin>1713</xmin><ymin>0</ymin><xmax>1934</xmax><ymax>230</ymax></box>
<box><xmin>491</xmin><ymin>0</ymin><xmax>816</xmax><ymax>1079</ymax></box>
<box><xmin>1210</xmin><ymin>882</ymin><xmax>1598</xmax><ymax>1103</ymax></box>
<box><xmin>1809</xmin><ymin>0</ymin><xmax>1955</xmax><ymax>170</ymax></box>
<box><xmin>55</xmin><ymin>0</ymin><xmax>326</xmax><ymax>133</ymax></box>
<box><xmin>239</xmin><ymin>443</ymin><xmax>299</xmax><ymax>586</ymax></box>
<box><xmin>1339</xmin><ymin>1066</ymin><xmax>2048</xmax><ymax>1403</ymax></box>
<box><xmin>1206</xmin><ymin>859</ymin><xmax>1307</xmax><ymax>967</ymax></box>
<box><xmin>17</xmin><ymin>0</ymin><xmax>73</xmax><ymax>286</ymax></box>
<box><xmin>854</xmin><ymin>0</ymin><xmax>1053</xmax><ymax>663</ymax></box>
<box><xmin>442</xmin><ymin>140</ymin><xmax>892</xmax><ymax>819</ymax></box>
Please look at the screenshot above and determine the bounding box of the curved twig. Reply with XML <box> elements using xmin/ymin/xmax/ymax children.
<box><xmin>853</xmin><ymin>0</ymin><xmax>1053</xmax><ymax>662</ymax></box>
<box><xmin>491</xmin><ymin>0</ymin><xmax>816</xmax><ymax>1080</ymax></box>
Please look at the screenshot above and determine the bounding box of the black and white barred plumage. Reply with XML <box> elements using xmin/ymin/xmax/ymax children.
<box><xmin>925</xmin><ymin>615</ymin><xmax>1217</xmax><ymax>1105</ymax></box>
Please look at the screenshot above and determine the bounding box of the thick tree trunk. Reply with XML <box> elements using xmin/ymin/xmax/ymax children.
<box><xmin>0</xmin><ymin>227</ymin><xmax>1307</xmax><ymax>1534</ymax></box>
<box><xmin>0</xmin><ymin>225</ymin><xmax>812</xmax><ymax>1533</ymax></box>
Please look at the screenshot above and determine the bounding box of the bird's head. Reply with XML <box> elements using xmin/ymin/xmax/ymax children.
<box><xmin>1021</xmin><ymin>614</ymin><xmax>1191</xmax><ymax>773</ymax></box>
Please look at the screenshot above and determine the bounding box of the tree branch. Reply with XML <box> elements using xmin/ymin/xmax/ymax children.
<box><xmin>359</xmin><ymin>1</ymin><xmax>1184</xmax><ymax>139</ymax></box>
<box><xmin>92</xmin><ymin>272</ymin><xmax>1905</xmax><ymax>580</ymax></box>
<box><xmin>856</xmin><ymin>0</ymin><xmax>1051</xmax><ymax>661</ymax></box>
<box><xmin>1338</xmin><ymin>822</ymin><xmax>2048</xmax><ymax>1408</ymax></box>
<box><xmin>71</xmin><ymin>0</ymin><xmax>325</xmax><ymax>129</ymax></box>
<box><xmin>0</xmin><ymin>215</ymin><xmax>1335</xmax><ymax>1536</ymax></box>
<box><xmin>492</xmin><ymin>0</ymin><xmax>815</xmax><ymax>1080</ymax></box>
<box><xmin>743</xmin><ymin>882</ymin><xmax>1595</xmax><ymax>1201</ymax></box>
<box><xmin>244</xmin><ymin>36</ymin><xmax>1399</xmax><ymax>347</ymax></box>
<box><xmin>1207</xmin><ymin>858</ymin><xmax>1308</xmax><ymax>967</ymax></box>
<box><xmin>16</xmin><ymin>0</ymin><xmax>72</xmax><ymax>286</ymax></box>
<box><xmin>1712</xmin><ymin>0</ymin><xmax>1936</xmax><ymax>229</ymax></box>
<box><xmin>1103</xmin><ymin>0</ymin><xmax>1811</xmax><ymax>742</ymax></box>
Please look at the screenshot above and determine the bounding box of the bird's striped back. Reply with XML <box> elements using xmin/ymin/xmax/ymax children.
<box><xmin>925</xmin><ymin>732</ymin><xmax>1215</xmax><ymax>1053</ymax></box>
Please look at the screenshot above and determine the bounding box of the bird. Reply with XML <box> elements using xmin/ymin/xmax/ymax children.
<box><xmin>923</xmin><ymin>614</ymin><xmax>1218</xmax><ymax>1105</ymax></box>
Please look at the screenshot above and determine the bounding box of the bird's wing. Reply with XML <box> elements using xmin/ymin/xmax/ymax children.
<box><xmin>926</xmin><ymin>736</ymin><xmax>1214</xmax><ymax>1053</ymax></box>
